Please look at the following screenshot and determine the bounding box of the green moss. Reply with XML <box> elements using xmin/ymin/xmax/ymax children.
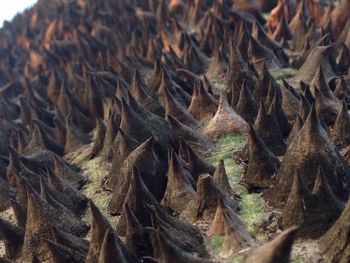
<box><xmin>239</xmin><ymin>194</ymin><xmax>264</xmax><ymax>237</ymax></box>
<box><xmin>206</xmin><ymin>132</ymin><xmax>267</xmax><ymax>255</ymax></box>
<box><xmin>81</xmin><ymin>157</ymin><xmax>118</xmax><ymax>227</ymax></box>
<box><xmin>262</xmin><ymin>13</ymin><xmax>269</xmax><ymax>20</ymax></box>
<box><xmin>207</xmin><ymin>134</ymin><xmax>246</xmax><ymax>163</ymax></box>
<box><xmin>271</xmin><ymin>68</ymin><xmax>296</xmax><ymax>80</ymax></box>
<box><xmin>207</xmin><ymin>133</ymin><xmax>246</xmax><ymax>193</ymax></box>
<box><xmin>217</xmin><ymin>133</ymin><xmax>246</xmax><ymax>148</ymax></box>
<box><xmin>210</xmin><ymin>78</ymin><xmax>227</xmax><ymax>91</ymax></box>
<box><xmin>210</xmin><ymin>235</ymin><xmax>225</xmax><ymax>254</ymax></box>
<box><xmin>292</xmin><ymin>256</ymin><xmax>305</xmax><ymax>263</ymax></box>
<box><xmin>225</xmin><ymin>255</ymin><xmax>245</xmax><ymax>263</ymax></box>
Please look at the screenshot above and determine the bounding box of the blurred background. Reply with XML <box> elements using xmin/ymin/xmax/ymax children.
<box><xmin>0</xmin><ymin>0</ymin><xmax>37</xmax><ymax>26</ymax></box>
